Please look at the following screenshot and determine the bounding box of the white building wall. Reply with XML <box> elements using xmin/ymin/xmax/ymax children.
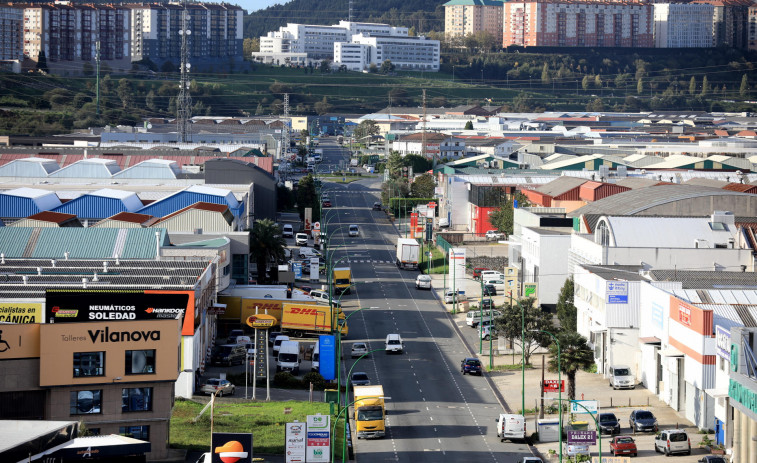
<box><xmin>520</xmin><ymin>227</ymin><xmax>571</xmax><ymax>305</ymax></box>
<box><xmin>654</xmin><ymin>3</ymin><xmax>714</xmax><ymax>48</ymax></box>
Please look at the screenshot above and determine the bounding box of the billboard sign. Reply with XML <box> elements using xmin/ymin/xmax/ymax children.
<box><xmin>318</xmin><ymin>335</ymin><xmax>336</xmax><ymax>381</ymax></box>
<box><xmin>45</xmin><ymin>290</ymin><xmax>196</xmax><ymax>336</ymax></box>
<box><xmin>716</xmin><ymin>325</ymin><xmax>731</xmax><ymax>360</ymax></box>
<box><xmin>542</xmin><ymin>379</ymin><xmax>564</xmax><ymax>393</ymax></box>
<box><xmin>567</xmin><ymin>430</ymin><xmax>596</xmax><ymax>445</ymax></box>
<box><xmin>306</xmin><ymin>414</ymin><xmax>330</xmax><ymax>462</ymax></box>
<box><xmin>0</xmin><ymin>302</ymin><xmax>42</xmax><ymax>324</ymax></box>
<box><xmin>449</xmin><ymin>248</ymin><xmax>466</xmax><ymax>294</ymax></box>
<box><xmin>255</xmin><ymin>329</ymin><xmax>268</xmax><ymax>378</ymax></box>
<box><xmin>286</xmin><ymin>422</ymin><xmax>306</xmax><ymax>463</ymax></box>
<box><xmin>592</xmin><ymin>457</ymin><xmax>630</xmax><ymax>463</ymax></box>
<box><xmin>211</xmin><ymin>432</ymin><xmax>252</xmax><ymax>463</ymax></box>
<box><xmin>606</xmin><ymin>281</ymin><xmax>628</xmax><ymax>304</ymax></box>
<box><xmin>570</xmin><ymin>400</ymin><xmax>598</xmax><ymax>415</ymax></box>
<box><xmin>293</xmin><ymin>261</ymin><xmax>303</xmax><ymax>280</ymax></box>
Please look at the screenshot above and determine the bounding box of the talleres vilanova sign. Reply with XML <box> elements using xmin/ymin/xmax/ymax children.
<box><xmin>45</xmin><ymin>290</ymin><xmax>191</xmax><ymax>323</ymax></box>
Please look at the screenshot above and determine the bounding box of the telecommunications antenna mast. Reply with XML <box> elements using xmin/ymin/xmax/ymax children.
<box><xmin>177</xmin><ymin>2</ymin><xmax>192</xmax><ymax>142</ymax></box>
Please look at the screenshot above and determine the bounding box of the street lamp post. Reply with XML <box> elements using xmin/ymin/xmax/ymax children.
<box><xmin>533</xmin><ymin>329</ymin><xmax>562</xmax><ymax>463</ymax></box>
<box><xmin>342</xmin><ymin>348</ymin><xmax>384</xmax><ymax>462</ymax></box>
<box><xmin>551</xmin><ymin>398</ymin><xmax>602</xmax><ymax>461</ymax></box>
<box><xmin>504</xmin><ymin>293</ymin><xmax>526</xmax><ymax>415</ymax></box>
<box><xmin>335</xmin><ymin>306</ymin><xmax>376</xmax><ymax>410</ymax></box>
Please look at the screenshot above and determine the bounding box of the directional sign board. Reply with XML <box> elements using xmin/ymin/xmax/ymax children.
<box><xmin>570</xmin><ymin>399</ymin><xmax>598</xmax><ymax>415</ymax></box>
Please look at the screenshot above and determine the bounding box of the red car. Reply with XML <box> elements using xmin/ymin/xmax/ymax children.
<box><xmin>610</xmin><ymin>436</ymin><xmax>638</xmax><ymax>457</ymax></box>
<box><xmin>472</xmin><ymin>267</ymin><xmax>490</xmax><ymax>279</ymax></box>
<box><xmin>322</xmin><ymin>200</ymin><xmax>331</xmax><ymax>207</ymax></box>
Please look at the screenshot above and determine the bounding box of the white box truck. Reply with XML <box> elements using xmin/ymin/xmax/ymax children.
<box><xmin>395</xmin><ymin>238</ymin><xmax>420</xmax><ymax>270</ymax></box>
<box><xmin>277</xmin><ymin>340</ymin><xmax>301</xmax><ymax>375</ymax></box>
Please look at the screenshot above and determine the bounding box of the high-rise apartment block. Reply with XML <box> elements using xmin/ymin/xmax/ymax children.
<box><xmin>503</xmin><ymin>0</ymin><xmax>654</xmax><ymax>48</ymax></box>
<box><xmin>0</xmin><ymin>5</ymin><xmax>22</xmax><ymax>63</ymax></box>
<box><xmin>654</xmin><ymin>3</ymin><xmax>715</xmax><ymax>48</ymax></box>
<box><xmin>444</xmin><ymin>0</ymin><xmax>504</xmax><ymax>44</ymax></box>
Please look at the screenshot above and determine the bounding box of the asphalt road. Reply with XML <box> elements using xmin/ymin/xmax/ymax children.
<box><xmin>316</xmin><ymin>149</ymin><xmax>533</xmax><ymax>462</ymax></box>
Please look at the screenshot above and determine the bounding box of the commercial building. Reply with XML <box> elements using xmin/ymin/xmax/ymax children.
<box><xmin>444</xmin><ymin>0</ymin><xmax>503</xmax><ymax>44</ymax></box>
<box><xmin>342</xmin><ymin>34</ymin><xmax>440</xmax><ymax>72</ymax></box>
<box><xmin>654</xmin><ymin>3</ymin><xmax>715</xmax><ymax>48</ymax></box>
<box><xmin>503</xmin><ymin>0</ymin><xmax>654</xmax><ymax>48</ymax></box>
<box><xmin>0</xmin><ymin>5</ymin><xmax>22</xmax><ymax>61</ymax></box>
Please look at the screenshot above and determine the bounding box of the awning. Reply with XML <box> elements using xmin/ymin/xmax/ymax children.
<box><xmin>50</xmin><ymin>435</ymin><xmax>150</xmax><ymax>459</ymax></box>
<box><xmin>589</xmin><ymin>327</ymin><xmax>606</xmax><ymax>333</ymax></box>
<box><xmin>639</xmin><ymin>336</ymin><xmax>661</xmax><ymax>345</ymax></box>
<box><xmin>704</xmin><ymin>388</ymin><xmax>729</xmax><ymax>399</ymax></box>
<box><xmin>661</xmin><ymin>346</ymin><xmax>685</xmax><ymax>357</ymax></box>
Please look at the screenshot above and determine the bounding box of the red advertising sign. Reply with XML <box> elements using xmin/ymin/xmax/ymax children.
<box><xmin>410</xmin><ymin>212</ymin><xmax>418</xmax><ymax>229</ymax></box>
<box><xmin>678</xmin><ymin>304</ymin><xmax>692</xmax><ymax>326</ymax></box>
<box><xmin>542</xmin><ymin>380</ymin><xmax>565</xmax><ymax>392</ymax></box>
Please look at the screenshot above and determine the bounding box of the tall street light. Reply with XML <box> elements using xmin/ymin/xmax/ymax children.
<box><xmin>336</xmin><ymin>306</ymin><xmax>376</xmax><ymax>410</ymax></box>
<box><xmin>532</xmin><ymin>329</ymin><xmax>562</xmax><ymax>463</ymax></box>
<box><xmin>552</xmin><ymin>398</ymin><xmax>602</xmax><ymax>461</ymax></box>
<box><xmin>342</xmin><ymin>348</ymin><xmax>383</xmax><ymax>462</ymax></box>
<box><xmin>504</xmin><ymin>293</ymin><xmax>526</xmax><ymax>415</ymax></box>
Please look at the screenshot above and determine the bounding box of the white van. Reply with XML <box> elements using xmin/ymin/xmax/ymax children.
<box><xmin>277</xmin><ymin>340</ymin><xmax>301</xmax><ymax>375</ymax></box>
<box><xmin>385</xmin><ymin>334</ymin><xmax>403</xmax><ymax>354</ymax></box>
<box><xmin>480</xmin><ymin>271</ymin><xmax>503</xmax><ymax>281</ymax></box>
<box><xmin>309</xmin><ymin>289</ymin><xmax>340</xmax><ymax>308</ymax></box>
<box><xmin>608</xmin><ymin>365</ymin><xmax>635</xmax><ymax>390</ymax></box>
<box><xmin>272</xmin><ymin>335</ymin><xmax>290</xmax><ymax>355</ymax></box>
<box><xmin>299</xmin><ymin>247</ymin><xmax>321</xmax><ymax>259</ymax></box>
<box><xmin>466</xmin><ymin>310</ymin><xmax>500</xmax><ymax>327</ymax></box>
<box><xmin>282</xmin><ymin>224</ymin><xmax>294</xmax><ymax>238</ymax></box>
<box><xmin>495</xmin><ymin>413</ymin><xmax>527</xmax><ymax>442</ymax></box>
<box><xmin>311</xmin><ymin>341</ymin><xmax>320</xmax><ymax>372</ymax></box>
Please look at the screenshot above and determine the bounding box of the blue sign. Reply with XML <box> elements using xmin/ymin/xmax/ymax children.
<box><xmin>318</xmin><ymin>335</ymin><xmax>336</xmax><ymax>381</ymax></box>
<box><xmin>606</xmin><ymin>281</ymin><xmax>628</xmax><ymax>304</ymax></box>
<box><xmin>293</xmin><ymin>262</ymin><xmax>302</xmax><ymax>280</ymax></box>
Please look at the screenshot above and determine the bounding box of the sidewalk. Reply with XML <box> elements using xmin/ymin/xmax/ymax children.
<box><xmin>426</xmin><ymin>271</ymin><xmax>708</xmax><ymax>462</ymax></box>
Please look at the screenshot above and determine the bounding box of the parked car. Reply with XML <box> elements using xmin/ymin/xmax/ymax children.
<box><xmin>480</xmin><ymin>270</ymin><xmax>503</xmax><ymax>281</ymax></box>
<box><xmin>482</xmin><ymin>278</ymin><xmax>506</xmax><ymax>292</ymax></box>
<box><xmin>351</xmin><ymin>342</ymin><xmax>369</xmax><ymax>358</ymax></box>
<box><xmin>610</xmin><ymin>436</ymin><xmax>638</xmax><ymax>457</ymax></box>
<box><xmin>268</xmin><ymin>331</ymin><xmax>283</xmax><ymax>346</ymax></box>
<box><xmin>460</xmin><ymin>357</ymin><xmax>482</xmax><ymax>375</ymax></box>
<box><xmin>296</xmin><ymin>233</ymin><xmax>309</xmax><ymax>246</ymax></box>
<box><xmin>518</xmin><ymin>459</ymin><xmax>543</xmax><ymax>463</ymax></box>
<box><xmin>348</xmin><ymin>224</ymin><xmax>359</xmax><ymax>237</ymax></box>
<box><xmin>309</xmin><ymin>289</ymin><xmax>341</xmax><ymax>308</ymax></box>
<box><xmin>698</xmin><ymin>457</ymin><xmax>727</xmax><ymax>463</ymax></box>
<box><xmin>444</xmin><ymin>290</ymin><xmax>465</xmax><ymax>304</ymax></box>
<box><xmin>226</xmin><ymin>329</ymin><xmax>245</xmax><ymax>344</ymax></box>
<box><xmin>566</xmin><ymin>444</ymin><xmax>590</xmax><ymax>458</ymax></box>
<box><xmin>272</xmin><ymin>335</ymin><xmax>290</xmax><ymax>355</ymax></box>
<box><xmin>480</xmin><ymin>325</ymin><xmax>498</xmax><ymax>340</ymax></box>
<box><xmin>609</xmin><ymin>365</ymin><xmax>636</xmax><ymax>390</ymax></box>
<box><xmin>415</xmin><ymin>274</ymin><xmax>432</xmax><ymax>289</ymax></box>
<box><xmin>654</xmin><ymin>429</ymin><xmax>691</xmax><ymax>456</ymax></box>
<box><xmin>480</xmin><ymin>297</ymin><xmax>495</xmax><ymax>310</ymax></box>
<box><xmin>472</xmin><ymin>267</ymin><xmax>490</xmax><ymax>279</ymax></box>
<box><xmin>350</xmin><ymin>372</ymin><xmax>371</xmax><ymax>386</ymax></box>
<box><xmin>372</xmin><ymin>202</ymin><xmax>382</xmax><ymax>211</ymax></box>
<box><xmin>211</xmin><ymin>344</ymin><xmax>246</xmax><ymax>366</ymax></box>
<box><xmin>200</xmin><ymin>378</ymin><xmax>235</xmax><ymax>397</ymax></box>
<box><xmin>322</xmin><ymin>199</ymin><xmax>332</xmax><ymax>207</ymax></box>
<box><xmin>483</xmin><ymin>284</ymin><xmax>496</xmax><ymax>296</ymax></box>
<box><xmin>598</xmin><ymin>412</ymin><xmax>622</xmax><ymax>435</ymax></box>
<box><xmin>485</xmin><ymin>230</ymin><xmax>505</xmax><ymax>241</ymax></box>
<box><xmin>629</xmin><ymin>410</ymin><xmax>658</xmax><ymax>433</ymax></box>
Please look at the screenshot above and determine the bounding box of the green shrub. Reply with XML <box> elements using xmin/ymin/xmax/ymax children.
<box><xmin>302</xmin><ymin>372</ymin><xmax>326</xmax><ymax>389</ymax></box>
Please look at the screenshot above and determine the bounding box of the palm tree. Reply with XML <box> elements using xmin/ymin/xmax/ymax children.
<box><xmin>547</xmin><ymin>331</ymin><xmax>594</xmax><ymax>400</ymax></box>
<box><xmin>249</xmin><ymin>219</ymin><xmax>287</xmax><ymax>284</ymax></box>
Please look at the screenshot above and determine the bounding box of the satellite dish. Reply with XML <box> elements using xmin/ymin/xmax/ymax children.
<box><xmin>186</xmin><ymin>30</ymin><xmax>192</xmax><ymax>35</ymax></box>
<box><xmin>147</xmin><ymin>123</ymin><xmax>153</xmax><ymax>129</ymax></box>
<box><xmin>186</xmin><ymin>63</ymin><xmax>192</xmax><ymax>69</ymax></box>
<box><xmin>131</xmin><ymin>351</ymin><xmax>147</xmax><ymax>373</ymax></box>
<box><xmin>178</xmin><ymin>30</ymin><xmax>183</xmax><ymax>35</ymax></box>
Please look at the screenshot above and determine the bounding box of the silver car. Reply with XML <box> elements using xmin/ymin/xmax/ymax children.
<box><xmin>415</xmin><ymin>274</ymin><xmax>432</xmax><ymax>289</ymax></box>
<box><xmin>351</xmin><ymin>342</ymin><xmax>369</xmax><ymax>358</ymax></box>
<box><xmin>200</xmin><ymin>378</ymin><xmax>235</xmax><ymax>397</ymax></box>
<box><xmin>350</xmin><ymin>372</ymin><xmax>371</xmax><ymax>386</ymax></box>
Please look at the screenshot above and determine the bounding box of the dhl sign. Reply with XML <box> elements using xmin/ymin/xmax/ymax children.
<box><xmin>289</xmin><ymin>307</ymin><xmax>321</xmax><ymax>316</ymax></box>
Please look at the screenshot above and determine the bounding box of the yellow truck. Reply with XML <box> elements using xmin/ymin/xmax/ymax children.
<box><xmin>353</xmin><ymin>384</ymin><xmax>386</xmax><ymax>439</ymax></box>
<box><xmin>281</xmin><ymin>302</ymin><xmax>348</xmax><ymax>337</ymax></box>
<box><xmin>333</xmin><ymin>267</ymin><xmax>352</xmax><ymax>295</ymax></box>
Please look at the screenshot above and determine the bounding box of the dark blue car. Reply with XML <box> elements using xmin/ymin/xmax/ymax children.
<box><xmin>461</xmin><ymin>357</ymin><xmax>482</xmax><ymax>375</ymax></box>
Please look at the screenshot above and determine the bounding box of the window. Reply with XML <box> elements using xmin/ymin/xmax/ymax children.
<box><xmin>122</xmin><ymin>387</ymin><xmax>153</xmax><ymax>412</ymax></box>
<box><xmin>125</xmin><ymin>350</ymin><xmax>156</xmax><ymax>375</ymax></box>
<box><xmin>70</xmin><ymin>390</ymin><xmax>102</xmax><ymax>415</ymax></box>
<box><xmin>119</xmin><ymin>425</ymin><xmax>149</xmax><ymax>440</ymax></box>
<box><xmin>73</xmin><ymin>352</ymin><xmax>105</xmax><ymax>377</ymax></box>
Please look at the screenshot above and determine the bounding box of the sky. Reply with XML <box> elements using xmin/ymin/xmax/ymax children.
<box><xmin>237</xmin><ymin>0</ymin><xmax>288</xmax><ymax>13</ymax></box>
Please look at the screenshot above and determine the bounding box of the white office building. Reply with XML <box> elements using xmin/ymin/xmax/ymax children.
<box><xmin>340</xmin><ymin>34</ymin><xmax>440</xmax><ymax>72</ymax></box>
<box><xmin>654</xmin><ymin>3</ymin><xmax>715</xmax><ymax>48</ymax></box>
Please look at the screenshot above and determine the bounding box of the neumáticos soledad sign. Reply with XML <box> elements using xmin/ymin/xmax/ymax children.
<box><xmin>246</xmin><ymin>313</ymin><xmax>278</xmax><ymax>329</ymax></box>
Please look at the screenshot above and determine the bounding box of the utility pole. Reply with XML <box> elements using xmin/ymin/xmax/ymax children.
<box><xmin>177</xmin><ymin>2</ymin><xmax>192</xmax><ymax>143</ymax></box>
<box><xmin>282</xmin><ymin>93</ymin><xmax>290</xmax><ymax>161</ymax></box>
<box><xmin>421</xmin><ymin>89</ymin><xmax>427</xmax><ymax>159</ymax></box>
<box><xmin>95</xmin><ymin>41</ymin><xmax>100</xmax><ymax>116</ymax></box>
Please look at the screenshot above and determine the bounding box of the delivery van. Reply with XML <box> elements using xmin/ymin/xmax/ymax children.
<box><xmin>277</xmin><ymin>340</ymin><xmax>301</xmax><ymax>375</ymax></box>
<box><xmin>311</xmin><ymin>341</ymin><xmax>320</xmax><ymax>372</ymax></box>
<box><xmin>495</xmin><ymin>413</ymin><xmax>527</xmax><ymax>442</ymax></box>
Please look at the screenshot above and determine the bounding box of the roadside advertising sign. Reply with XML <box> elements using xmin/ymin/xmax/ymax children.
<box><xmin>0</xmin><ymin>302</ymin><xmax>42</xmax><ymax>323</ymax></box>
<box><xmin>246</xmin><ymin>313</ymin><xmax>277</xmax><ymax>329</ymax></box>
<box><xmin>285</xmin><ymin>422</ymin><xmax>306</xmax><ymax>463</ymax></box>
<box><xmin>255</xmin><ymin>329</ymin><xmax>268</xmax><ymax>378</ymax></box>
<box><xmin>318</xmin><ymin>335</ymin><xmax>336</xmax><ymax>381</ymax></box>
<box><xmin>306</xmin><ymin>414</ymin><xmax>330</xmax><ymax>462</ymax></box>
<box><xmin>570</xmin><ymin>400</ymin><xmax>598</xmax><ymax>415</ymax></box>
<box><xmin>210</xmin><ymin>432</ymin><xmax>252</xmax><ymax>463</ymax></box>
<box><xmin>293</xmin><ymin>262</ymin><xmax>303</xmax><ymax>280</ymax></box>
<box><xmin>716</xmin><ymin>325</ymin><xmax>731</xmax><ymax>360</ymax></box>
<box><xmin>542</xmin><ymin>379</ymin><xmax>565</xmax><ymax>392</ymax></box>
<box><xmin>567</xmin><ymin>430</ymin><xmax>596</xmax><ymax>445</ymax></box>
<box><xmin>606</xmin><ymin>281</ymin><xmax>628</xmax><ymax>304</ymax></box>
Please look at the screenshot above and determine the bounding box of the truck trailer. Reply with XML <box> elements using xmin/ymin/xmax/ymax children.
<box><xmin>395</xmin><ymin>238</ymin><xmax>420</xmax><ymax>270</ymax></box>
<box><xmin>280</xmin><ymin>302</ymin><xmax>348</xmax><ymax>337</ymax></box>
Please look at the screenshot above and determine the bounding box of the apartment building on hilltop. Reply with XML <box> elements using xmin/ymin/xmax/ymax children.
<box><xmin>654</xmin><ymin>3</ymin><xmax>715</xmax><ymax>47</ymax></box>
<box><xmin>503</xmin><ymin>0</ymin><xmax>654</xmax><ymax>48</ymax></box>
<box><xmin>444</xmin><ymin>0</ymin><xmax>504</xmax><ymax>45</ymax></box>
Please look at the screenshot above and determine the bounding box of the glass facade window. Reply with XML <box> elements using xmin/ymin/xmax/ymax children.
<box><xmin>70</xmin><ymin>390</ymin><xmax>102</xmax><ymax>415</ymax></box>
<box><xmin>73</xmin><ymin>352</ymin><xmax>105</xmax><ymax>377</ymax></box>
<box><xmin>122</xmin><ymin>387</ymin><xmax>153</xmax><ymax>412</ymax></box>
<box><xmin>119</xmin><ymin>425</ymin><xmax>149</xmax><ymax>440</ymax></box>
<box><xmin>125</xmin><ymin>350</ymin><xmax>156</xmax><ymax>375</ymax></box>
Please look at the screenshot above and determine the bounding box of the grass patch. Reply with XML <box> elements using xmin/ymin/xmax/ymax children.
<box><xmin>170</xmin><ymin>398</ymin><xmax>345</xmax><ymax>454</ymax></box>
<box><xmin>487</xmin><ymin>363</ymin><xmax>534</xmax><ymax>372</ymax></box>
<box><xmin>418</xmin><ymin>242</ymin><xmax>447</xmax><ymax>274</ymax></box>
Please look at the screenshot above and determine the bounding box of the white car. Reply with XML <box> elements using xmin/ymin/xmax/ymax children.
<box><xmin>295</xmin><ymin>233</ymin><xmax>309</xmax><ymax>246</ymax></box>
<box><xmin>444</xmin><ymin>290</ymin><xmax>465</xmax><ymax>304</ymax></box>
<box><xmin>348</xmin><ymin>224</ymin><xmax>359</xmax><ymax>237</ymax></box>
<box><xmin>482</xmin><ymin>278</ymin><xmax>506</xmax><ymax>291</ymax></box>
<box><xmin>415</xmin><ymin>274</ymin><xmax>432</xmax><ymax>289</ymax></box>
<box><xmin>351</xmin><ymin>342</ymin><xmax>369</xmax><ymax>358</ymax></box>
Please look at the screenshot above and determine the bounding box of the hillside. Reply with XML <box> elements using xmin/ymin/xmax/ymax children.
<box><xmin>243</xmin><ymin>0</ymin><xmax>445</xmax><ymax>38</ymax></box>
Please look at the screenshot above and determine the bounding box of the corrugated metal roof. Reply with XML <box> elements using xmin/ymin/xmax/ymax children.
<box><xmin>48</xmin><ymin>158</ymin><xmax>121</xmax><ymax>178</ymax></box>
<box><xmin>25</xmin><ymin>211</ymin><xmax>78</xmax><ymax>224</ymax></box>
<box><xmin>533</xmin><ymin>176</ymin><xmax>587</xmax><ymax>196</ymax></box>
<box><xmin>649</xmin><ymin>270</ymin><xmax>757</xmax><ymax>290</ymax></box>
<box><xmin>606</xmin><ymin>216</ymin><xmax>739</xmax><ymax>248</ymax></box>
<box><xmin>0</xmin><ymin>227</ymin><xmax>34</xmax><ymax>256</ymax></box>
<box><xmin>138</xmin><ymin>186</ymin><xmax>241</xmax><ymax>218</ymax></box>
<box><xmin>0</xmin><ymin>188</ymin><xmax>62</xmax><ymax>218</ymax></box>
<box><xmin>113</xmin><ymin>159</ymin><xmax>181</xmax><ymax>179</ymax></box>
<box><xmin>52</xmin><ymin>189</ymin><xmax>143</xmax><ymax>219</ymax></box>
<box><xmin>0</xmin><ymin>157</ymin><xmax>60</xmax><ymax>177</ymax></box>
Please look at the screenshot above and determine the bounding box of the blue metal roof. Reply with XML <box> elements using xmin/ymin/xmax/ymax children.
<box><xmin>0</xmin><ymin>188</ymin><xmax>62</xmax><ymax>219</ymax></box>
<box><xmin>53</xmin><ymin>190</ymin><xmax>143</xmax><ymax>219</ymax></box>
<box><xmin>139</xmin><ymin>190</ymin><xmax>243</xmax><ymax>218</ymax></box>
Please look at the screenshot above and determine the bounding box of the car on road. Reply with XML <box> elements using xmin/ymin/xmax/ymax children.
<box><xmin>282</xmin><ymin>224</ymin><xmax>294</xmax><ymax>238</ymax></box>
<box><xmin>372</xmin><ymin>202</ymin><xmax>382</xmax><ymax>211</ymax></box>
<box><xmin>211</xmin><ymin>344</ymin><xmax>246</xmax><ymax>366</ymax></box>
<box><xmin>598</xmin><ymin>412</ymin><xmax>622</xmax><ymax>435</ymax></box>
<box><xmin>610</xmin><ymin>436</ymin><xmax>637</xmax><ymax>457</ymax></box>
<box><xmin>518</xmin><ymin>459</ymin><xmax>543</xmax><ymax>463</ymax></box>
<box><xmin>268</xmin><ymin>331</ymin><xmax>283</xmax><ymax>346</ymax></box>
<box><xmin>226</xmin><ymin>329</ymin><xmax>245</xmax><ymax>344</ymax></box>
<box><xmin>461</xmin><ymin>357</ymin><xmax>482</xmax><ymax>375</ymax></box>
<box><xmin>349</xmin><ymin>224</ymin><xmax>359</xmax><ymax>237</ymax></box>
<box><xmin>444</xmin><ymin>290</ymin><xmax>465</xmax><ymax>304</ymax></box>
<box><xmin>322</xmin><ymin>199</ymin><xmax>332</xmax><ymax>207</ymax></box>
<box><xmin>272</xmin><ymin>335</ymin><xmax>290</xmax><ymax>355</ymax></box>
<box><xmin>385</xmin><ymin>334</ymin><xmax>403</xmax><ymax>354</ymax></box>
<box><xmin>200</xmin><ymin>378</ymin><xmax>235</xmax><ymax>397</ymax></box>
<box><xmin>629</xmin><ymin>409</ymin><xmax>658</xmax><ymax>433</ymax></box>
<box><xmin>485</xmin><ymin>230</ymin><xmax>505</xmax><ymax>241</ymax></box>
<box><xmin>351</xmin><ymin>342</ymin><xmax>369</xmax><ymax>358</ymax></box>
<box><xmin>415</xmin><ymin>274</ymin><xmax>432</xmax><ymax>289</ymax></box>
<box><xmin>654</xmin><ymin>429</ymin><xmax>691</xmax><ymax>456</ymax></box>
<box><xmin>295</xmin><ymin>233</ymin><xmax>309</xmax><ymax>246</ymax></box>
<box><xmin>309</xmin><ymin>289</ymin><xmax>341</xmax><ymax>308</ymax></box>
<box><xmin>350</xmin><ymin>372</ymin><xmax>371</xmax><ymax>386</ymax></box>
